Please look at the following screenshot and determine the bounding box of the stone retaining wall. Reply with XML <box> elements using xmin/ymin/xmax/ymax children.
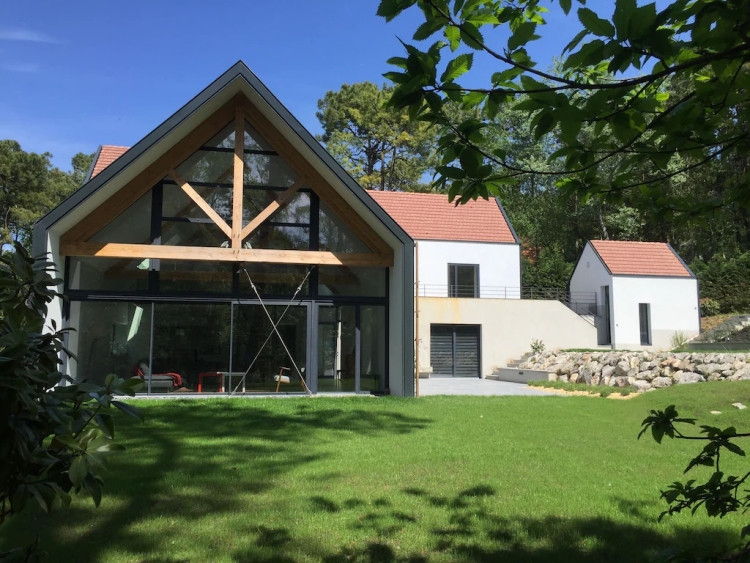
<box><xmin>519</xmin><ymin>351</ymin><xmax>750</xmax><ymax>392</ymax></box>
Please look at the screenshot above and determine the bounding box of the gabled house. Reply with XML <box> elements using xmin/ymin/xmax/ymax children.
<box><xmin>569</xmin><ymin>240</ymin><xmax>700</xmax><ymax>350</ymax></box>
<box><xmin>371</xmin><ymin>191</ymin><xmax>598</xmax><ymax>378</ymax></box>
<box><xmin>34</xmin><ymin>61</ymin><xmax>415</xmax><ymax>396</ymax></box>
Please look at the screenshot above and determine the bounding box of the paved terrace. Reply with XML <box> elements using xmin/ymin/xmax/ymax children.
<box><xmin>418</xmin><ymin>378</ymin><xmax>558</xmax><ymax>396</ymax></box>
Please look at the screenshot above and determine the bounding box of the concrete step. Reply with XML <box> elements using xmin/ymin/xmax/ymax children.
<box><xmin>492</xmin><ymin>367</ymin><xmax>550</xmax><ymax>384</ymax></box>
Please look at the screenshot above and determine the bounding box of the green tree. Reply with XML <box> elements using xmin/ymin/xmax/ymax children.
<box><xmin>378</xmin><ymin>0</ymin><xmax>750</xmax><ymax>218</ymax></box>
<box><xmin>0</xmin><ymin>141</ymin><xmax>94</xmax><ymax>246</ymax></box>
<box><xmin>317</xmin><ymin>82</ymin><xmax>436</xmax><ymax>191</ymax></box>
<box><xmin>0</xmin><ymin>244</ymin><xmax>142</xmax><ymax>559</ymax></box>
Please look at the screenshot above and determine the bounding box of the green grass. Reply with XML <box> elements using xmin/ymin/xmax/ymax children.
<box><xmin>4</xmin><ymin>384</ymin><xmax>750</xmax><ymax>562</ymax></box>
<box><xmin>528</xmin><ymin>379</ymin><xmax>636</xmax><ymax>397</ymax></box>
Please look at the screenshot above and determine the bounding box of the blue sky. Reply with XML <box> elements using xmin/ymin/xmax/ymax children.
<box><xmin>0</xmin><ymin>0</ymin><xmax>644</xmax><ymax>170</ymax></box>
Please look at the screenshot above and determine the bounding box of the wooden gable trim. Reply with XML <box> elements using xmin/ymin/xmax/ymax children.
<box><xmin>61</xmin><ymin>96</ymin><xmax>238</xmax><ymax>244</ymax></box>
<box><xmin>59</xmin><ymin>92</ymin><xmax>393</xmax><ymax>268</ymax></box>
<box><xmin>60</xmin><ymin>242</ymin><xmax>393</xmax><ymax>267</ymax></box>
<box><xmin>237</xmin><ymin>97</ymin><xmax>393</xmax><ymax>258</ymax></box>
<box><xmin>168</xmin><ymin>169</ymin><xmax>232</xmax><ymax>238</ymax></box>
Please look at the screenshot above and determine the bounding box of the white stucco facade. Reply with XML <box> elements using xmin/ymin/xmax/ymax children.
<box><xmin>611</xmin><ymin>276</ymin><xmax>700</xmax><ymax>349</ymax></box>
<box><xmin>416</xmin><ymin>240</ymin><xmax>521</xmax><ymax>298</ymax></box>
<box><xmin>569</xmin><ymin>241</ymin><xmax>700</xmax><ymax>351</ymax></box>
<box><xmin>417</xmin><ymin>297</ymin><xmax>599</xmax><ymax>377</ymax></box>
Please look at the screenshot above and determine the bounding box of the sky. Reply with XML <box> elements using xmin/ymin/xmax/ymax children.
<box><xmin>0</xmin><ymin>0</ymin><xmax>646</xmax><ymax>171</ymax></box>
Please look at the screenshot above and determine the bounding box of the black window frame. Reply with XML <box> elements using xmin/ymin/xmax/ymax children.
<box><xmin>448</xmin><ymin>264</ymin><xmax>480</xmax><ymax>298</ymax></box>
<box><xmin>639</xmin><ymin>303</ymin><xmax>651</xmax><ymax>346</ymax></box>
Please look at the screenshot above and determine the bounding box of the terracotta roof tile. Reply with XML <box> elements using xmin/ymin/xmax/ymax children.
<box><xmin>90</xmin><ymin>145</ymin><xmax>129</xmax><ymax>179</ymax></box>
<box><xmin>590</xmin><ymin>240</ymin><xmax>692</xmax><ymax>277</ymax></box>
<box><xmin>369</xmin><ymin>191</ymin><xmax>517</xmax><ymax>244</ymax></box>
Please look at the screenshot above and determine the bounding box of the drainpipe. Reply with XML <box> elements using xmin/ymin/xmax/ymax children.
<box><xmin>415</xmin><ymin>241</ymin><xmax>420</xmax><ymax>398</ymax></box>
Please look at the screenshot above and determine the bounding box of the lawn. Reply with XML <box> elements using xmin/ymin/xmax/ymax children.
<box><xmin>4</xmin><ymin>384</ymin><xmax>750</xmax><ymax>562</ymax></box>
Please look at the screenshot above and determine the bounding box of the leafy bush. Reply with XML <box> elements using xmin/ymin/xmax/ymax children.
<box><xmin>692</xmin><ymin>254</ymin><xmax>750</xmax><ymax>314</ymax></box>
<box><xmin>700</xmin><ymin>297</ymin><xmax>721</xmax><ymax>318</ymax></box>
<box><xmin>530</xmin><ymin>339</ymin><xmax>545</xmax><ymax>355</ymax></box>
<box><xmin>0</xmin><ymin>244</ymin><xmax>142</xmax><ymax>557</ymax></box>
<box><xmin>670</xmin><ymin>331</ymin><xmax>688</xmax><ymax>350</ymax></box>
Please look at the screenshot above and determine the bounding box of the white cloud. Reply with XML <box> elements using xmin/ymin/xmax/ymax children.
<box><xmin>1</xmin><ymin>62</ymin><xmax>40</xmax><ymax>73</ymax></box>
<box><xmin>0</xmin><ymin>29</ymin><xmax>58</xmax><ymax>43</ymax></box>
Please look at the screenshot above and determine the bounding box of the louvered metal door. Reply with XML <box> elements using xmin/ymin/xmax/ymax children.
<box><xmin>430</xmin><ymin>324</ymin><xmax>480</xmax><ymax>377</ymax></box>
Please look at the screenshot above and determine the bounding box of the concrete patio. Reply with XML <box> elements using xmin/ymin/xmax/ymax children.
<box><xmin>417</xmin><ymin>378</ymin><xmax>558</xmax><ymax>396</ymax></box>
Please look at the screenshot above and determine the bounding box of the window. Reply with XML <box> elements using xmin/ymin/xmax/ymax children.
<box><xmin>448</xmin><ymin>264</ymin><xmax>479</xmax><ymax>298</ymax></box>
<box><xmin>639</xmin><ymin>303</ymin><xmax>651</xmax><ymax>345</ymax></box>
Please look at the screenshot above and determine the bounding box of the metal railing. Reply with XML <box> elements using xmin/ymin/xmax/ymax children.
<box><xmin>416</xmin><ymin>284</ymin><xmax>598</xmax><ymax>324</ymax></box>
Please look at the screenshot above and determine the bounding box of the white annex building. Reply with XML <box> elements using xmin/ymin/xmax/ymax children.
<box><xmin>569</xmin><ymin>240</ymin><xmax>700</xmax><ymax>350</ymax></box>
<box><xmin>371</xmin><ymin>191</ymin><xmax>598</xmax><ymax>378</ymax></box>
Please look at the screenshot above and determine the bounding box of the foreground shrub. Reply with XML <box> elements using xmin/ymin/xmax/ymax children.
<box><xmin>0</xmin><ymin>244</ymin><xmax>142</xmax><ymax>560</ymax></box>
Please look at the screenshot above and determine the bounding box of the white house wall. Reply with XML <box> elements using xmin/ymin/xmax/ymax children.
<box><xmin>416</xmin><ymin>240</ymin><xmax>520</xmax><ymax>298</ymax></box>
<box><xmin>611</xmin><ymin>276</ymin><xmax>700</xmax><ymax>350</ymax></box>
<box><xmin>417</xmin><ymin>297</ymin><xmax>598</xmax><ymax>377</ymax></box>
<box><xmin>569</xmin><ymin>243</ymin><xmax>613</xmax><ymax>345</ymax></box>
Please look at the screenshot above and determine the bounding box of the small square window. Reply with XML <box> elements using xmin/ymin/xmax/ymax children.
<box><xmin>448</xmin><ymin>264</ymin><xmax>479</xmax><ymax>298</ymax></box>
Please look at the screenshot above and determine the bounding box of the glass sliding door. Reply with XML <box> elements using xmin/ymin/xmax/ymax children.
<box><xmin>360</xmin><ymin>305</ymin><xmax>386</xmax><ymax>392</ymax></box>
<box><xmin>316</xmin><ymin>305</ymin><xmax>357</xmax><ymax>392</ymax></box>
<box><xmin>231</xmin><ymin>303</ymin><xmax>308</xmax><ymax>393</ymax></box>
<box><xmin>69</xmin><ymin>301</ymin><xmax>152</xmax><ymax>388</ymax></box>
<box><xmin>152</xmin><ymin>303</ymin><xmax>232</xmax><ymax>392</ymax></box>
<box><xmin>314</xmin><ymin>303</ymin><xmax>385</xmax><ymax>393</ymax></box>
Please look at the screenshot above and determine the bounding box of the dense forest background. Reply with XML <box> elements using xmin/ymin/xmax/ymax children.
<box><xmin>317</xmin><ymin>81</ymin><xmax>750</xmax><ymax>315</ymax></box>
<box><xmin>2</xmin><ymin>78</ymin><xmax>746</xmax><ymax>314</ymax></box>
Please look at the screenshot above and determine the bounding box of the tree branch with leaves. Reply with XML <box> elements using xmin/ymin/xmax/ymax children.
<box><xmin>378</xmin><ymin>0</ymin><xmax>750</xmax><ymax>218</ymax></box>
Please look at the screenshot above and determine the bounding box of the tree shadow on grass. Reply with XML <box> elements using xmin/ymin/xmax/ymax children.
<box><xmin>1</xmin><ymin>400</ymin><xmax>432</xmax><ymax>563</ymax></box>
<box><xmin>230</xmin><ymin>486</ymin><xmax>741</xmax><ymax>563</ymax></box>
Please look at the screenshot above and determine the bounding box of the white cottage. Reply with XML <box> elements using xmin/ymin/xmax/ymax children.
<box><xmin>570</xmin><ymin>240</ymin><xmax>700</xmax><ymax>350</ymax></box>
<box><xmin>371</xmin><ymin>191</ymin><xmax>598</xmax><ymax>377</ymax></box>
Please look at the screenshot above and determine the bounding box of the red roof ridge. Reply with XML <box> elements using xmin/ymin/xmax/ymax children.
<box><xmin>589</xmin><ymin>239</ymin><xmax>691</xmax><ymax>277</ymax></box>
<box><xmin>369</xmin><ymin>190</ymin><xmax>517</xmax><ymax>244</ymax></box>
<box><xmin>90</xmin><ymin>145</ymin><xmax>130</xmax><ymax>179</ymax></box>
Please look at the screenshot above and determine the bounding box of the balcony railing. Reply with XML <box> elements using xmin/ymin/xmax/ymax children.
<box><xmin>416</xmin><ymin>284</ymin><xmax>598</xmax><ymax>321</ymax></box>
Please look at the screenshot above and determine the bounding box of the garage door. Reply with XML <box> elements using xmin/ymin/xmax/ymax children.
<box><xmin>430</xmin><ymin>324</ymin><xmax>480</xmax><ymax>377</ymax></box>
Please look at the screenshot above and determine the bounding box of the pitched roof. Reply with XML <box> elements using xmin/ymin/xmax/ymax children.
<box><xmin>90</xmin><ymin>145</ymin><xmax>129</xmax><ymax>179</ymax></box>
<box><xmin>369</xmin><ymin>191</ymin><xmax>518</xmax><ymax>244</ymax></box>
<box><xmin>589</xmin><ymin>240</ymin><xmax>693</xmax><ymax>277</ymax></box>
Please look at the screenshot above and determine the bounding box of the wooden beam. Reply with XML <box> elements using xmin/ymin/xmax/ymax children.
<box><xmin>61</xmin><ymin>96</ymin><xmax>239</xmax><ymax>244</ymax></box>
<box><xmin>240</xmin><ymin>178</ymin><xmax>305</xmax><ymax>241</ymax></box>
<box><xmin>168</xmin><ymin>169</ymin><xmax>232</xmax><ymax>239</ymax></box>
<box><xmin>232</xmin><ymin>109</ymin><xmax>244</xmax><ymax>249</ymax></box>
<box><xmin>61</xmin><ymin>242</ymin><xmax>394</xmax><ymax>267</ymax></box>
<box><xmin>238</xmin><ymin>97</ymin><xmax>393</xmax><ymax>258</ymax></box>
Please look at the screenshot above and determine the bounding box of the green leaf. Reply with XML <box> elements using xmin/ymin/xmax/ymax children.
<box><xmin>436</xmin><ymin>165</ymin><xmax>467</xmax><ymax>180</ymax></box>
<box><xmin>441</xmin><ymin>53</ymin><xmax>473</xmax><ymax>82</ymax></box>
<box><xmin>577</xmin><ymin>8</ymin><xmax>615</xmax><ymax>38</ymax></box>
<box><xmin>413</xmin><ymin>19</ymin><xmax>444</xmax><ymax>41</ymax></box>
<box><xmin>508</xmin><ymin>22</ymin><xmax>538</xmax><ymax>51</ymax></box>
<box><xmin>386</xmin><ymin>56</ymin><xmax>409</xmax><ymax>69</ymax></box>
<box><xmin>112</xmin><ymin>400</ymin><xmax>144</xmax><ymax>421</ymax></box>
<box><xmin>612</xmin><ymin>0</ymin><xmax>636</xmax><ymax>39</ymax></box>
<box><xmin>459</xmin><ymin>22</ymin><xmax>484</xmax><ymax>50</ymax></box>
<box><xmin>459</xmin><ymin>147</ymin><xmax>484</xmax><ymax>175</ymax></box>
<box><xmin>444</xmin><ymin>26</ymin><xmax>460</xmax><ymax>51</ymax></box>
<box><xmin>69</xmin><ymin>455</ymin><xmax>87</xmax><ymax>487</ymax></box>
<box><xmin>560</xmin><ymin>0</ymin><xmax>572</xmax><ymax>15</ymax></box>
<box><xmin>376</xmin><ymin>0</ymin><xmax>416</xmax><ymax>22</ymax></box>
<box><xmin>533</xmin><ymin>111</ymin><xmax>557</xmax><ymax>140</ymax></box>
<box><xmin>563</xmin><ymin>29</ymin><xmax>589</xmax><ymax>54</ymax></box>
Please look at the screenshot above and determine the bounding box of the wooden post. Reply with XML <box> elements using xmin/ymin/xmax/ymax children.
<box><xmin>415</xmin><ymin>241</ymin><xmax>420</xmax><ymax>398</ymax></box>
<box><xmin>232</xmin><ymin>109</ymin><xmax>244</xmax><ymax>249</ymax></box>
